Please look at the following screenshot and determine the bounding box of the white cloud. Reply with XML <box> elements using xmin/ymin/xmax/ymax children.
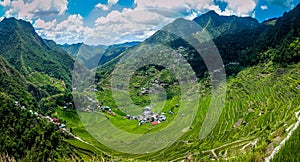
<box><xmin>34</xmin><ymin>14</ymin><xmax>92</xmax><ymax>44</ymax></box>
<box><xmin>260</xmin><ymin>5</ymin><xmax>268</xmax><ymax>10</ymax></box>
<box><xmin>34</xmin><ymin>18</ymin><xmax>57</xmax><ymax>30</ymax></box>
<box><xmin>133</xmin><ymin>0</ymin><xmax>256</xmax><ymax>17</ymax></box>
<box><xmin>95</xmin><ymin>3</ymin><xmax>109</xmax><ymax>11</ymax></box>
<box><xmin>88</xmin><ymin>8</ymin><xmax>174</xmax><ymax>45</ymax></box>
<box><xmin>108</xmin><ymin>0</ymin><xmax>119</xmax><ymax>6</ymax></box>
<box><xmin>134</xmin><ymin>0</ymin><xmax>216</xmax><ymax>13</ymax></box>
<box><xmin>215</xmin><ymin>0</ymin><xmax>257</xmax><ymax>17</ymax></box>
<box><xmin>252</xmin><ymin>11</ymin><xmax>256</xmax><ymax>18</ymax></box>
<box><xmin>95</xmin><ymin>0</ymin><xmax>119</xmax><ymax>11</ymax></box>
<box><xmin>88</xmin><ymin>0</ymin><xmax>258</xmax><ymax>45</ymax></box>
<box><xmin>4</xmin><ymin>0</ymin><xmax>259</xmax><ymax>45</ymax></box>
<box><xmin>0</xmin><ymin>0</ymin><xmax>10</xmax><ymax>7</ymax></box>
<box><xmin>89</xmin><ymin>0</ymin><xmax>222</xmax><ymax>44</ymax></box>
<box><xmin>0</xmin><ymin>0</ymin><xmax>68</xmax><ymax>19</ymax></box>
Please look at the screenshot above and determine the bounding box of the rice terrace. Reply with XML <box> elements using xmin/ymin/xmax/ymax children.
<box><xmin>0</xmin><ymin>0</ymin><xmax>300</xmax><ymax>161</ymax></box>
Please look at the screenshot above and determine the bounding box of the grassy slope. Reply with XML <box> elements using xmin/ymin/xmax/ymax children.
<box><xmin>27</xmin><ymin>72</ymin><xmax>66</xmax><ymax>92</ymax></box>
<box><xmin>272</xmin><ymin>125</ymin><xmax>300</xmax><ymax>161</ymax></box>
<box><xmin>55</xmin><ymin>62</ymin><xmax>299</xmax><ymax>161</ymax></box>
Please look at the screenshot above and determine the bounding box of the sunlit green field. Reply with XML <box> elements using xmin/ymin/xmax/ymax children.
<box><xmin>54</xmin><ymin>62</ymin><xmax>300</xmax><ymax>161</ymax></box>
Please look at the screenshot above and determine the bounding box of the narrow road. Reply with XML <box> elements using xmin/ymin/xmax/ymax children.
<box><xmin>170</xmin><ymin>138</ymin><xmax>255</xmax><ymax>161</ymax></box>
<box><xmin>62</xmin><ymin>129</ymin><xmax>109</xmax><ymax>156</ymax></box>
<box><xmin>265</xmin><ymin>110</ymin><xmax>300</xmax><ymax>162</ymax></box>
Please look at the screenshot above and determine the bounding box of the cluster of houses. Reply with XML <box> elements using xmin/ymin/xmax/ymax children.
<box><xmin>63</xmin><ymin>102</ymin><xmax>73</xmax><ymax>109</ymax></box>
<box><xmin>140</xmin><ymin>78</ymin><xmax>170</xmax><ymax>95</ymax></box>
<box><xmin>77</xmin><ymin>96</ymin><xmax>116</xmax><ymax>116</ymax></box>
<box><xmin>40</xmin><ymin>115</ymin><xmax>66</xmax><ymax>130</ymax></box>
<box><xmin>211</xmin><ymin>62</ymin><xmax>240</xmax><ymax>74</ymax></box>
<box><xmin>79</xmin><ymin>96</ymin><xmax>99</xmax><ymax>112</ymax></box>
<box><xmin>15</xmin><ymin>100</ymin><xmax>67</xmax><ymax>130</ymax></box>
<box><xmin>15</xmin><ymin>101</ymin><xmax>27</xmax><ymax>110</ymax></box>
<box><xmin>125</xmin><ymin>106</ymin><xmax>173</xmax><ymax>126</ymax></box>
<box><xmin>97</xmin><ymin>105</ymin><xmax>116</xmax><ymax>116</ymax></box>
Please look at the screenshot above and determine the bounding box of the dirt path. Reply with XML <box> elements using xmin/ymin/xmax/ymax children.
<box><xmin>62</xmin><ymin>129</ymin><xmax>108</xmax><ymax>157</ymax></box>
<box><xmin>265</xmin><ymin>110</ymin><xmax>300</xmax><ymax>162</ymax></box>
<box><xmin>170</xmin><ymin>138</ymin><xmax>255</xmax><ymax>161</ymax></box>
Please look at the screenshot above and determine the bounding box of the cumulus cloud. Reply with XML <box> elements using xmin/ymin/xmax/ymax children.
<box><xmin>215</xmin><ymin>0</ymin><xmax>257</xmax><ymax>17</ymax></box>
<box><xmin>34</xmin><ymin>18</ymin><xmax>57</xmax><ymax>30</ymax></box>
<box><xmin>133</xmin><ymin>0</ymin><xmax>256</xmax><ymax>17</ymax></box>
<box><xmin>95</xmin><ymin>3</ymin><xmax>109</xmax><ymax>11</ymax></box>
<box><xmin>108</xmin><ymin>0</ymin><xmax>119</xmax><ymax>6</ymax></box>
<box><xmin>4</xmin><ymin>0</ymin><xmax>260</xmax><ymax>45</ymax></box>
<box><xmin>134</xmin><ymin>0</ymin><xmax>217</xmax><ymax>14</ymax></box>
<box><xmin>0</xmin><ymin>0</ymin><xmax>10</xmax><ymax>7</ymax></box>
<box><xmin>87</xmin><ymin>8</ymin><xmax>174</xmax><ymax>45</ymax></box>
<box><xmin>95</xmin><ymin>0</ymin><xmax>119</xmax><ymax>11</ymax></box>
<box><xmin>0</xmin><ymin>0</ymin><xmax>68</xmax><ymax>19</ymax></box>
<box><xmin>88</xmin><ymin>0</ymin><xmax>258</xmax><ymax>45</ymax></box>
<box><xmin>34</xmin><ymin>14</ymin><xmax>91</xmax><ymax>44</ymax></box>
<box><xmin>89</xmin><ymin>0</ymin><xmax>221</xmax><ymax>44</ymax></box>
<box><xmin>260</xmin><ymin>5</ymin><xmax>268</xmax><ymax>10</ymax></box>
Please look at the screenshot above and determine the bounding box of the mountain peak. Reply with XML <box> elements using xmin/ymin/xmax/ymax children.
<box><xmin>204</xmin><ymin>10</ymin><xmax>219</xmax><ymax>16</ymax></box>
<box><xmin>192</xmin><ymin>10</ymin><xmax>259</xmax><ymax>38</ymax></box>
<box><xmin>1</xmin><ymin>17</ymin><xmax>17</xmax><ymax>22</ymax></box>
<box><xmin>0</xmin><ymin>17</ymin><xmax>37</xmax><ymax>38</ymax></box>
<box><xmin>0</xmin><ymin>17</ymin><xmax>50</xmax><ymax>50</ymax></box>
<box><xmin>1</xmin><ymin>17</ymin><xmax>33</xmax><ymax>29</ymax></box>
<box><xmin>193</xmin><ymin>10</ymin><xmax>219</xmax><ymax>21</ymax></box>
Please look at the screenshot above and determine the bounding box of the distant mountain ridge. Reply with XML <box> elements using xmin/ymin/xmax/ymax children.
<box><xmin>60</xmin><ymin>41</ymin><xmax>140</xmax><ymax>69</ymax></box>
<box><xmin>96</xmin><ymin>4</ymin><xmax>300</xmax><ymax>80</ymax></box>
<box><xmin>193</xmin><ymin>10</ymin><xmax>259</xmax><ymax>38</ymax></box>
<box><xmin>100</xmin><ymin>10</ymin><xmax>263</xmax><ymax>79</ymax></box>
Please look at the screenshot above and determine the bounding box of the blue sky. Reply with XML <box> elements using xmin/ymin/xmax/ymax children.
<box><xmin>0</xmin><ymin>0</ymin><xmax>300</xmax><ymax>45</ymax></box>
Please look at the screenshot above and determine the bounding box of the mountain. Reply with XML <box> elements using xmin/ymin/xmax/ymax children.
<box><xmin>0</xmin><ymin>72</ymin><xmax>81</xmax><ymax>161</ymax></box>
<box><xmin>0</xmin><ymin>3</ymin><xmax>299</xmax><ymax>161</ymax></box>
<box><xmin>250</xmin><ymin>4</ymin><xmax>300</xmax><ymax>64</ymax></box>
<box><xmin>0</xmin><ymin>56</ymin><xmax>36</xmax><ymax>107</ymax></box>
<box><xmin>60</xmin><ymin>43</ymin><xmax>107</xmax><ymax>59</ymax></box>
<box><xmin>260</xmin><ymin>4</ymin><xmax>300</xmax><ymax>48</ymax></box>
<box><xmin>92</xmin><ymin>6</ymin><xmax>300</xmax><ymax>161</ymax></box>
<box><xmin>60</xmin><ymin>43</ymin><xmax>107</xmax><ymax>69</ymax></box>
<box><xmin>193</xmin><ymin>10</ymin><xmax>259</xmax><ymax>38</ymax></box>
<box><xmin>97</xmin><ymin>4</ymin><xmax>300</xmax><ymax>79</ymax></box>
<box><xmin>99</xmin><ymin>12</ymin><xmax>262</xmax><ymax>80</ymax></box>
<box><xmin>139</xmin><ymin>6</ymin><xmax>300</xmax><ymax>75</ymax></box>
<box><xmin>60</xmin><ymin>41</ymin><xmax>140</xmax><ymax>69</ymax></box>
<box><xmin>0</xmin><ymin>18</ymin><xmax>74</xmax><ymax>89</ymax></box>
<box><xmin>0</xmin><ymin>19</ymin><xmax>91</xmax><ymax>161</ymax></box>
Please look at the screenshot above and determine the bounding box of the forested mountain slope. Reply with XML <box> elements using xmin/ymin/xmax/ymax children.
<box><xmin>0</xmin><ymin>18</ymin><xmax>74</xmax><ymax>88</ymax></box>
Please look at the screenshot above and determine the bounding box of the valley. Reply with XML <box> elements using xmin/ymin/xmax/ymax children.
<box><xmin>0</xmin><ymin>2</ymin><xmax>299</xmax><ymax>162</ymax></box>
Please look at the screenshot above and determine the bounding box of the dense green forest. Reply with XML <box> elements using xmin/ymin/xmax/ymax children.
<box><xmin>0</xmin><ymin>93</ymin><xmax>76</xmax><ymax>161</ymax></box>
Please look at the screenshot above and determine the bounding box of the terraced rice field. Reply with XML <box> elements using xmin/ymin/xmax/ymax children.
<box><xmin>57</xmin><ymin>63</ymin><xmax>300</xmax><ymax>161</ymax></box>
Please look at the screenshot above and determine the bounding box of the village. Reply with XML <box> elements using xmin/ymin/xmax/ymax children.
<box><xmin>15</xmin><ymin>101</ymin><xmax>68</xmax><ymax>132</ymax></box>
<box><xmin>125</xmin><ymin>105</ymin><xmax>176</xmax><ymax>126</ymax></box>
<box><xmin>127</xmin><ymin>106</ymin><xmax>168</xmax><ymax>126</ymax></box>
<box><xmin>92</xmin><ymin>104</ymin><xmax>175</xmax><ymax>126</ymax></box>
<box><xmin>92</xmin><ymin>77</ymin><xmax>180</xmax><ymax>126</ymax></box>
